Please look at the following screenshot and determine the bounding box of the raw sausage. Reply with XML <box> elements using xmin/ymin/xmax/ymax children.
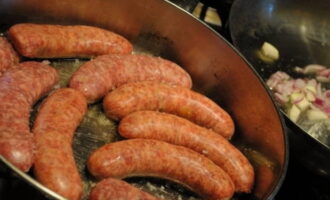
<box><xmin>8</xmin><ymin>23</ymin><xmax>133</xmax><ymax>58</ymax></box>
<box><xmin>103</xmin><ymin>82</ymin><xmax>234</xmax><ymax>138</ymax></box>
<box><xmin>0</xmin><ymin>37</ymin><xmax>19</xmax><ymax>75</ymax></box>
<box><xmin>89</xmin><ymin>178</ymin><xmax>159</xmax><ymax>200</ymax></box>
<box><xmin>119</xmin><ymin>111</ymin><xmax>254</xmax><ymax>192</ymax></box>
<box><xmin>69</xmin><ymin>54</ymin><xmax>192</xmax><ymax>102</ymax></box>
<box><xmin>33</xmin><ymin>88</ymin><xmax>87</xmax><ymax>200</ymax></box>
<box><xmin>0</xmin><ymin>61</ymin><xmax>58</xmax><ymax>172</ymax></box>
<box><xmin>32</xmin><ymin>88</ymin><xmax>86</xmax><ymax>199</ymax></box>
<box><xmin>87</xmin><ymin>139</ymin><xmax>235</xmax><ymax>200</ymax></box>
<box><xmin>103</xmin><ymin>81</ymin><xmax>234</xmax><ymax>139</ymax></box>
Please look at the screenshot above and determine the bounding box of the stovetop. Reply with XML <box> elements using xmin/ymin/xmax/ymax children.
<box><xmin>0</xmin><ymin>1</ymin><xmax>330</xmax><ymax>200</ymax></box>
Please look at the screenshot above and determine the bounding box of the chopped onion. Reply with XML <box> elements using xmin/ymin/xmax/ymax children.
<box><xmin>304</xmin><ymin>85</ymin><xmax>317</xmax><ymax>101</ymax></box>
<box><xmin>302</xmin><ymin>64</ymin><xmax>326</xmax><ymax>74</ymax></box>
<box><xmin>316</xmin><ymin>83</ymin><xmax>323</xmax><ymax>96</ymax></box>
<box><xmin>267</xmin><ymin>65</ymin><xmax>330</xmax><ymax>122</ymax></box>
<box><xmin>314</xmin><ymin>98</ymin><xmax>324</xmax><ymax>107</ymax></box>
<box><xmin>294</xmin><ymin>66</ymin><xmax>304</xmax><ymax>73</ymax></box>
<box><xmin>290</xmin><ymin>92</ymin><xmax>304</xmax><ymax>104</ymax></box>
<box><xmin>324</xmin><ymin>90</ymin><xmax>330</xmax><ymax>98</ymax></box>
<box><xmin>295</xmin><ymin>64</ymin><xmax>330</xmax><ymax>83</ymax></box>
<box><xmin>288</xmin><ymin>104</ymin><xmax>301</xmax><ymax>122</ymax></box>
<box><xmin>293</xmin><ymin>79</ymin><xmax>306</xmax><ymax>90</ymax></box>
<box><xmin>274</xmin><ymin>92</ymin><xmax>289</xmax><ymax>104</ymax></box>
<box><xmin>296</xmin><ymin>98</ymin><xmax>310</xmax><ymax>111</ymax></box>
<box><xmin>266</xmin><ymin>71</ymin><xmax>289</xmax><ymax>89</ymax></box>
<box><xmin>318</xmin><ymin>68</ymin><xmax>330</xmax><ymax>77</ymax></box>
<box><xmin>306</xmin><ymin>79</ymin><xmax>317</xmax><ymax>87</ymax></box>
<box><xmin>306</xmin><ymin>109</ymin><xmax>328</xmax><ymax>121</ymax></box>
<box><xmin>323</xmin><ymin>107</ymin><xmax>330</xmax><ymax>115</ymax></box>
<box><xmin>316</xmin><ymin>76</ymin><xmax>330</xmax><ymax>83</ymax></box>
<box><xmin>305</xmin><ymin>90</ymin><xmax>316</xmax><ymax>102</ymax></box>
<box><xmin>304</xmin><ymin>85</ymin><xmax>316</xmax><ymax>93</ymax></box>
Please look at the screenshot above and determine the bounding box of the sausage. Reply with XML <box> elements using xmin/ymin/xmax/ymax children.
<box><xmin>119</xmin><ymin>111</ymin><xmax>254</xmax><ymax>192</ymax></box>
<box><xmin>89</xmin><ymin>178</ymin><xmax>159</xmax><ymax>200</ymax></box>
<box><xmin>0</xmin><ymin>37</ymin><xmax>19</xmax><ymax>75</ymax></box>
<box><xmin>0</xmin><ymin>61</ymin><xmax>58</xmax><ymax>172</ymax></box>
<box><xmin>103</xmin><ymin>81</ymin><xmax>234</xmax><ymax>139</ymax></box>
<box><xmin>87</xmin><ymin>139</ymin><xmax>235</xmax><ymax>200</ymax></box>
<box><xmin>69</xmin><ymin>54</ymin><xmax>192</xmax><ymax>102</ymax></box>
<box><xmin>32</xmin><ymin>88</ymin><xmax>87</xmax><ymax>200</ymax></box>
<box><xmin>8</xmin><ymin>23</ymin><xmax>133</xmax><ymax>58</ymax></box>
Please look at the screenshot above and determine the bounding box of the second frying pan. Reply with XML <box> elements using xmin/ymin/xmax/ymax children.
<box><xmin>229</xmin><ymin>0</ymin><xmax>330</xmax><ymax>177</ymax></box>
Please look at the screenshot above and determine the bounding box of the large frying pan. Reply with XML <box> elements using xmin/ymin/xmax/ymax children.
<box><xmin>0</xmin><ymin>0</ymin><xmax>288</xmax><ymax>199</ymax></box>
<box><xmin>229</xmin><ymin>0</ymin><xmax>330</xmax><ymax>177</ymax></box>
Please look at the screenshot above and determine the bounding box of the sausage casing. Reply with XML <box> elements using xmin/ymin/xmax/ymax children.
<box><xmin>89</xmin><ymin>178</ymin><xmax>159</xmax><ymax>200</ymax></box>
<box><xmin>119</xmin><ymin>111</ymin><xmax>254</xmax><ymax>192</ymax></box>
<box><xmin>103</xmin><ymin>81</ymin><xmax>234</xmax><ymax>139</ymax></box>
<box><xmin>0</xmin><ymin>37</ymin><xmax>19</xmax><ymax>75</ymax></box>
<box><xmin>8</xmin><ymin>23</ymin><xmax>133</xmax><ymax>58</ymax></box>
<box><xmin>0</xmin><ymin>61</ymin><xmax>58</xmax><ymax>172</ymax></box>
<box><xmin>69</xmin><ymin>54</ymin><xmax>192</xmax><ymax>102</ymax></box>
<box><xmin>87</xmin><ymin>139</ymin><xmax>235</xmax><ymax>200</ymax></box>
<box><xmin>33</xmin><ymin>88</ymin><xmax>87</xmax><ymax>200</ymax></box>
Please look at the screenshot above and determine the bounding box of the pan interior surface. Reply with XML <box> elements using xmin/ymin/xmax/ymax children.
<box><xmin>0</xmin><ymin>0</ymin><xmax>288</xmax><ymax>199</ymax></box>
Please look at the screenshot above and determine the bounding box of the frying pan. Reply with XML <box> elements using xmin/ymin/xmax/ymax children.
<box><xmin>229</xmin><ymin>0</ymin><xmax>330</xmax><ymax>177</ymax></box>
<box><xmin>0</xmin><ymin>0</ymin><xmax>288</xmax><ymax>199</ymax></box>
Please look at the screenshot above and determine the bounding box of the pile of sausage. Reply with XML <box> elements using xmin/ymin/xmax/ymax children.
<box><xmin>0</xmin><ymin>23</ymin><xmax>254</xmax><ymax>200</ymax></box>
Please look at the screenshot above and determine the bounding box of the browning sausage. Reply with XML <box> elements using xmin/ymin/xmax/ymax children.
<box><xmin>87</xmin><ymin>139</ymin><xmax>235</xmax><ymax>200</ymax></box>
<box><xmin>69</xmin><ymin>54</ymin><xmax>192</xmax><ymax>102</ymax></box>
<box><xmin>103</xmin><ymin>81</ymin><xmax>234</xmax><ymax>139</ymax></box>
<box><xmin>119</xmin><ymin>111</ymin><xmax>254</xmax><ymax>192</ymax></box>
<box><xmin>0</xmin><ymin>37</ymin><xmax>19</xmax><ymax>75</ymax></box>
<box><xmin>33</xmin><ymin>88</ymin><xmax>87</xmax><ymax>200</ymax></box>
<box><xmin>0</xmin><ymin>61</ymin><xmax>58</xmax><ymax>172</ymax></box>
<box><xmin>8</xmin><ymin>23</ymin><xmax>133</xmax><ymax>58</ymax></box>
<box><xmin>89</xmin><ymin>178</ymin><xmax>159</xmax><ymax>200</ymax></box>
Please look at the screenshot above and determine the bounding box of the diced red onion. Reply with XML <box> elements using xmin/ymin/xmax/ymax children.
<box><xmin>302</xmin><ymin>64</ymin><xmax>326</xmax><ymax>74</ymax></box>
<box><xmin>290</xmin><ymin>91</ymin><xmax>305</xmax><ymax>104</ymax></box>
<box><xmin>318</xmin><ymin>68</ymin><xmax>330</xmax><ymax>77</ymax></box>
<box><xmin>323</xmin><ymin>107</ymin><xmax>330</xmax><ymax>116</ymax></box>
<box><xmin>266</xmin><ymin>71</ymin><xmax>290</xmax><ymax>89</ymax></box>
<box><xmin>306</xmin><ymin>109</ymin><xmax>328</xmax><ymax>120</ymax></box>
<box><xmin>293</xmin><ymin>78</ymin><xmax>306</xmax><ymax>90</ymax></box>
<box><xmin>305</xmin><ymin>90</ymin><xmax>316</xmax><ymax>102</ymax></box>
<box><xmin>306</xmin><ymin>79</ymin><xmax>317</xmax><ymax>87</ymax></box>
<box><xmin>268</xmin><ymin>65</ymin><xmax>330</xmax><ymax>120</ymax></box>
<box><xmin>274</xmin><ymin>92</ymin><xmax>289</xmax><ymax>104</ymax></box>
<box><xmin>316</xmin><ymin>83</ymin><xmax>323</xmax><ymax>96</ymax></box>
<box><xmin>294</xmin><ymin>66</ymin><xmax>304</xmax><ymax>73</ymax></box>
<box><xmin>316</xmin><ymin>76</ymin><xmax>330</xmax><ymax>83</ymax></box>
<box><xmin>293</xmin><ymin>96</ymin><xmax>304</xmax><ymax>104</ymax></box>
<box><xmin>313</xmin><ymin>97</ymin><xmax>324</xmax><ymax>107</ymax></box>
<box><xmin>324</xmin><ymin>90</ymin><xmax>330</xmax><ymax>99</ymax></box>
